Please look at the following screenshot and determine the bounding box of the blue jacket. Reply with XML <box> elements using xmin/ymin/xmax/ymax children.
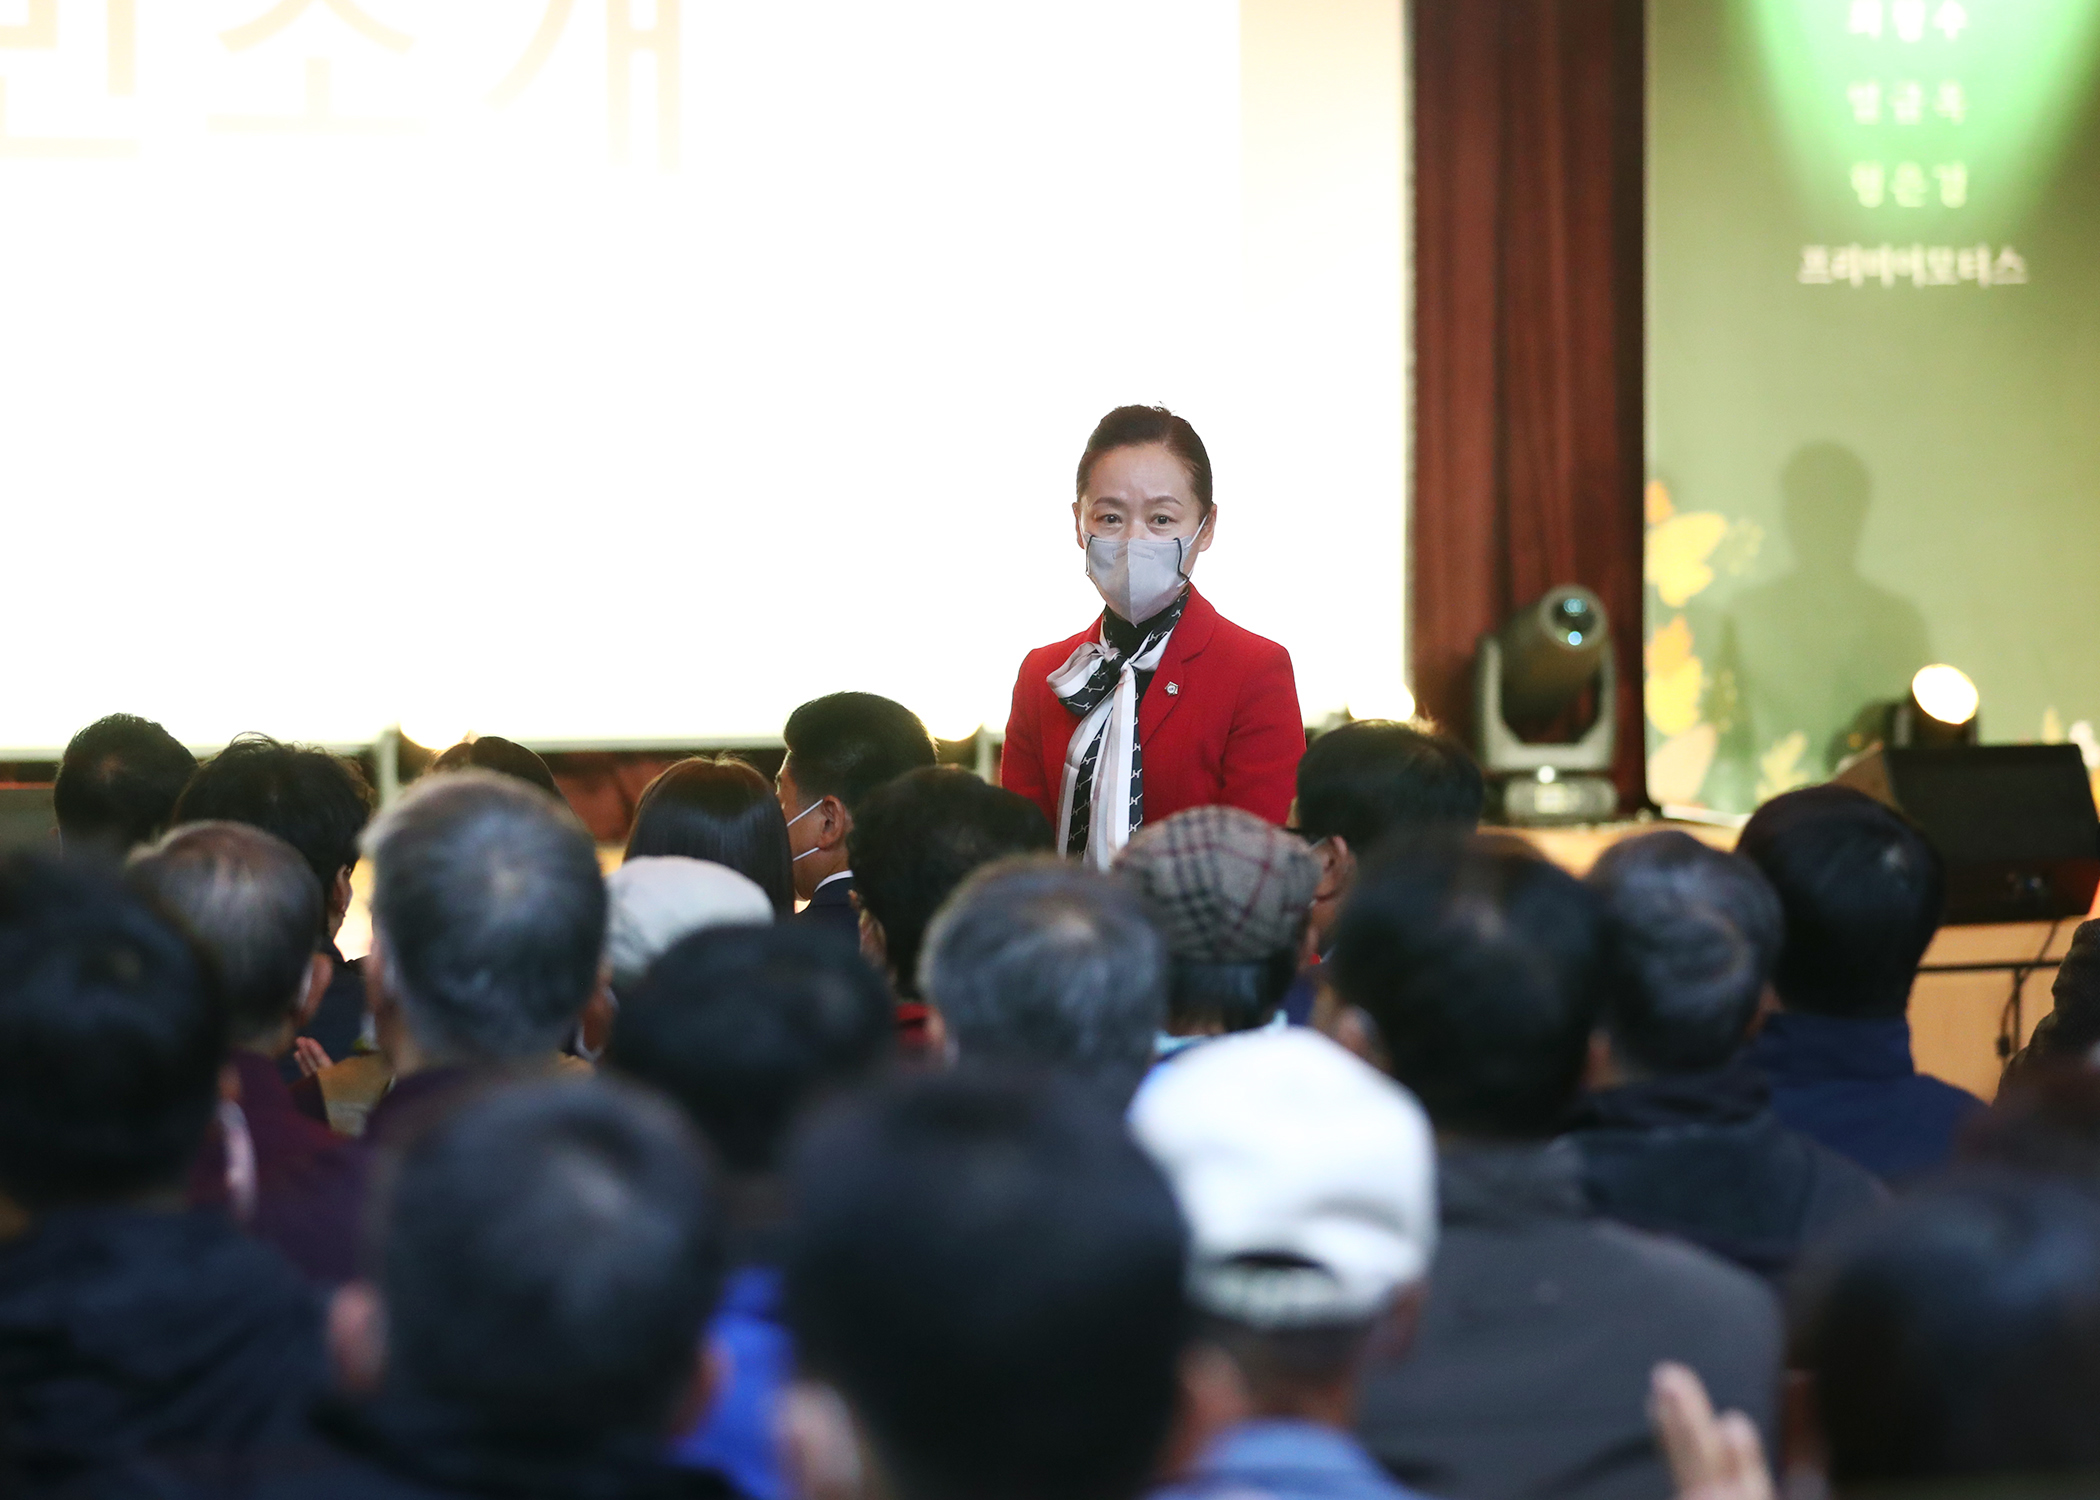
<box><xmin>1748</xmin><ymin>1011</ymin><xmax>1985</xmax><ymax>1182</ymax></box>
<box><xmin>1154</xmin><ymin>1419</ymin><xmax>1431</xmax><ymax>1500</ymax></box>
<box><xmin>672</xmin><ymin>1267</ymin><xmax>788</xmax><ymax>1500</ymax></box>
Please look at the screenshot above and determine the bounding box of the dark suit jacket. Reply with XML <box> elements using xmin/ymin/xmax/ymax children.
<box><xmin>1357</xmin><ymin>1142</ymin><xmax>1781</xmax><ymax>1500</ymax></box>
<box><xmin>1002</xmin><ymin>587</ymin><xmax>1303</xmax><ymax>836</ymax></box>
<box><xmin>795</xmin><ymin>873</ymin><xmax>858</xmax><ymax>943</ymax></box>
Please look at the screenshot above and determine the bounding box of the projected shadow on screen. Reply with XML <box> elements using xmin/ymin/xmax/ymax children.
<box><xmin>1716</xmin><ymin>442</ymin><xmax>1930</xmax><ymax>782</ymax></box>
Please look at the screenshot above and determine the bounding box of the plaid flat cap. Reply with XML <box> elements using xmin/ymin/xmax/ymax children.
<box><xmin>1115</xmin><ymin>805</ymin><xmax>1321</xmax><ymax>963</ymax></box>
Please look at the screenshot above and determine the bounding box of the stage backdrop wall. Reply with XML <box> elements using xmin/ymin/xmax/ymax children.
<box><xmin>0</xmin><ymin>1</ymin><xmax>1407</xmax><ymax>755</ymax></box>
<box><xmin>1647</xmin><ymin>0</ymin><xmax>2100</xmax><ymax>814</ymax></box>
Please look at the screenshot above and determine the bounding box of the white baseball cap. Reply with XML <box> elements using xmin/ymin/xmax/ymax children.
<box><xmin>606</xmin><ymin>856</ymin><xmax>774</xmax><ymax>992</ymax></box>
<box><xmin>1130</xmin><ymin>1028</ymin><xmax>1437</xmax><ymax>1327</ymax></box>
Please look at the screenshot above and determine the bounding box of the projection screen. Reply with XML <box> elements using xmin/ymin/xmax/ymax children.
<box><xmin>0</xmin><ymin>0</ymin><xmax>1408</xmax><ymax>754</ymax></box>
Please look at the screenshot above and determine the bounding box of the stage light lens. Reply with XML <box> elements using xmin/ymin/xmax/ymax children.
<box><xmin>1911</xmin><ymin>665</ymin><xmax>1980</xmax><ymax>726</ymax></box>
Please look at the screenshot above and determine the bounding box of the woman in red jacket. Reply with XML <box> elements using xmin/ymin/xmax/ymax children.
<box><xmin>1002</xmin><ymin>405</ymin><xmax>1304</xmax><ymax>868</ymax></box>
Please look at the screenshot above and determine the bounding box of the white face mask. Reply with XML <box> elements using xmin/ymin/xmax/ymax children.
<box><xmin>786</xmin><ymin>797</ymin><xmax>826</xmax><ymax>861</ymax></box>
<box><xmin>1085</xmin><ymin>525</ymin><xmax>1203</xmax><ymax>625</ymax></box>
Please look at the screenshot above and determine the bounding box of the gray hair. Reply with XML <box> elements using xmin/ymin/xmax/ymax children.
<box><xmin>919</xmin><ymin>856</ymin><xmax>1168</xmax><ymax>1107</ymax></box>
<box><xmin>366</xmin><ymin>770</ymin><xmax>607</xmax><ymax>1066</ymax></box>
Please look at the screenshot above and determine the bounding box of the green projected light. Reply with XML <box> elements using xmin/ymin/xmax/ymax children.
<box><xmin>1647</xmin><ymin>0</ymin><xmax>2100</xmax><ymax>817</ymax></box>
<box><xmin>1750</xmin><ymin>0</ymin><xmax>2100</xmax><ymax>231</ymax></box>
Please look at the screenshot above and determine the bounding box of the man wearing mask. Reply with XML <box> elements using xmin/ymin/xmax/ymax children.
<box><xmin>777</xmin><ymin>693</ymin><xmax>938</xmax><ymax>941</ymax></box>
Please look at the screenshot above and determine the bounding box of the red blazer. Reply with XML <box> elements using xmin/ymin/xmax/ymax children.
<box><xmin>1002</xmin><ymin>587</ymin><xmax>1304</xmax><ymax>836</ymax></box>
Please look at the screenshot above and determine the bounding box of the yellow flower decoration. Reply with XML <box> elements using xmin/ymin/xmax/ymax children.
<box><xmin>1644</xmin><ymin>615</ymin><xmax>1705</xmax><ymax>737</ymax></box>
<box><xmin>1646</xmin><ymin>511</ymin><xmax>1731</xmax><ymax>608</ymax></box>
<box><xmin>1755</xmin><ymin>731</ymin><xmax>1814</xmax><ymax>802</ymax></box>
<box><xmin>1645</xmin><ymin>480</ymin><xmax>1675</xmax><ymax>526</ymax></box>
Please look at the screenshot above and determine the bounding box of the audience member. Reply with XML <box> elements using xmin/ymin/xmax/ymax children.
<box><xmin>847</xmin><ymin>766</ymin><xmax>1053</xmax><ymax>1045</ymax></box>
<box><xmin>1294</xmin><ymin>720</ymin><xmax>1482</xmax><ymax>955</ymax></box>
<box><xmin>172</xmin><ymin>734</ymin><xmax>377</xmax><ymax>1075</ymax></box>
<box><xmin>2002</xmin><ymin>916</ymin><xmax>2100</xmax><ymax>1082</ymax></box>
<box><xmin>0</xmin><ymin>854</ymin><xmax>323</xmax><ymax>1495</ymax></box>
<box><xmin>52</xmin><ymin>713</ymin><xmax>198</xmax><ymax>861</ymax></box>
<box><xmin>627</xmin><ymin>756</ymin><xmax>798</xmax><ymax>918</ymax></box>
<box><xmin>1957</xmin><ymin>1061</ymin><xmax>2100</xmax><ymax>1194</ymax></box>
<box><xmin>128</xmin><ymin>823</ymin><xmax>364</xmax><ymax>1285</ymax></box>
<box><xmin>429</xmin><ymin>735</ymin><xmax>563</xmax><ymax>799</ymax></box>
<box><xmin>1330</xmin><ymin>833</ymin><xmax>1781</xmax><ymax>1500</ymax></box>
<box><xmin>1566</xmin><ymin>831</ymin><xmax>1883</xmax><ymax>1279</ymax></box>
<box><xmin>777</xmin><ymin>693</ymin><xmax>939</xmax><ymax>939</ymax></box>
<box><xmin>1132</xmin><ymin>1029</ymin><xmax>1437</xmax><ymax>1500</ymax></box>
<box><xmin>1789</xmin><ymin>1177</ymin><xmax>2100</xmax><ymax>1493</ymax></box>
<box><xmin>1117</xmin><ymin>806</ymin><xmax>1319</xmax><ymax>1054</ymax></box>
<box><xmin>309</xmin><ymin>770</ymin><xmax>605</xmax><ymax>1142</ymax></box>
<box><xmin>1287</xmin><ymin>720</ymin><xmax>1482</xmax><ymax>1029</ymax></box>
<box><xmin>1738</xmin><ymin>784</ymin><xmax>1982</xmax><ymax>1180</ymax></box>
<box><xmin>782</xmin><ymin>1074</ymin><xmax>1188</xmax><ymax>1500</ymax></box>
<box><xmin>606</xmin><ymin>857</ymin><xmax>774</xmax><ymax>994</ymax></box>
<box><xmin>612</xmin><ymin>924</ymin><xmax>894</xmax><ymax>1500</ymax></box>
<box><xmin>272</xmin><ymin>1081</ymin><xmax>736</xmax><ymax>1499</ymax></box>
<box><xmin>920</xmin><ymin>857</ymin><xmax>1169</xmax><ymax>1108</ymax></box>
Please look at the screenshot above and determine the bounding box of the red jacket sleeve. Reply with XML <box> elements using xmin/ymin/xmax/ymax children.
<box><xmin>1001</xmin><ymin>653</ymin><xmax>1059</xmax><ymax>832</ymax></box>
<box><xmin>1216</xmin><ymin>642</ymin><xmax>1304</xmax><ymax>825</ymax></box>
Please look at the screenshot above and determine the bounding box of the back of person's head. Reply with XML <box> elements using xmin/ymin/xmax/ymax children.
<box><xmin>611</xmin><ymin>923</ymin><xmax>892</xmax><ymax>1176</ymax></box>
<box><xmin>1295</xmin><ymin>719</ymin><xmax>1483</xmax><ymax>853</ymax></box>
<box><xmin>603</xmin><ymin>856</ymin><xmax>774</xmax><ymax>995</ymax></box>
<box><xmin>1130</xmin><ymin>1029</ymin><xmax>1436</xmax><ymax>1409</ymax></box>
<box><xmin>1587</xmin><ymin>831</ymin><xmax>1783</xmax><ymax>1075</ymax></box>
<box><xmin>430</xmin><ymin>736</ymin><xmax>561</xmax><ymax>799</ymax></box>
<box><xmin>1737</xmin><ymin>784</ymin><xmax>1944</xmax><ymax>1019</ymax></box>
<box><xmin>372</xmin><ymin>1080</ymin><xmax>722</xmax><ymax>1440</ymax></box>
<box><xmin>849</xmin><ymin>768</ymin><xmax>1054</xmax><ymax>999</ymax></box>
<box><xmin>53</xmin><ymin>713</ymin><xmax>198</xmax><ymax>858</ymax></box>
<box><xmin>921</xmin><ymin>857</ymin><xmax>1168</xmax><ymax>1107</ymax></box>
<box><xmin>1115</xmin><ymin>806</ymin><xmax>1319</xmax><ymax>1034</ymax></box>
<box><xmin>1329</xmin><ymin>832</ymin><xmax>1605</xmax><ymax>1138</ymax></box>
<box><xmin>0</xmin><ymin>853</ymin><xmax>224</xmax><ymax>1209</ymax></box>
<box><xmin>2005</xmin><ymin>919</ymin><xmax>2100</xmax><ymax>1078</ymax></box>
<box><xmin>780</xmin><ymin>693</ymin><xmax>938</xmax><ymax>818</ymax></box>
<box><xmin>366</xmin><ymin>770</ymin><xmax>607</xmax><ymax>1066</ymax></box>
<box><xmin>785</xmin><ymin>1073</ymin><xmax>1187</xmax><ymax>1500</ymax></box>
<box><xmin>172</xmin><ymin>733</ymin><xmax>375</xmax><ymax>902</ymax></box>
<box><xmin>1792</xmin><ymin>1177</ymin><xmax>2100</xmax><ymax>1490</ymax></box>
<box><xmin>126</xmin><ymin>822</ymin><xmax>323</xmax><ymax>1050</ymax></box>
<box><xmin>623</xmin><ymin>756</ymin><xmax>795</xmax><ymax>918</ymax></box>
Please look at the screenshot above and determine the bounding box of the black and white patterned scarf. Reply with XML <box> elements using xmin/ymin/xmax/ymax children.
<box><xmin>1048</xmin><ymin>592</ymin><xmax>1188</xmax><ymax>867</ymax></box>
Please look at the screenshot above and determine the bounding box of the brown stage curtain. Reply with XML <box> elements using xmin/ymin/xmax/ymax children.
<box><xmin>1410</xmin><ymin>0</ymin><xmax>1647</xmax><ymax>809</ymax></box>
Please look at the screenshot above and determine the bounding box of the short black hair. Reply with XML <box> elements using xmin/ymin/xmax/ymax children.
<box><xmin>624</xmin><ymin>756</ymin><xmax>796</xmax><ymax>918</ymax></box>
<box><xmin>920</xmin><ymin>857</ymin><xmax>1167</xmax><ymax>1108</ymax></box>
<box><xmin>172</xmin><ymin>734</ymin><xmax>375</xmax><ymax>895</ymax></box>
<box><xmin>785</xmin><ymin>1074</ymin><xmax>1188</xmax><ymax>1500</ymax></box>
<box><xmin>1793</xmin><ymin>1177</ymin><xmax>2100</xmax><ymax>1487</ymax></box>
<box><xmin>610</xmin><ymin>923</ymin><xmax>893</xmax><ymax>1176</ymax></box>
<box><xmin>53</xmin><ymin>713</ymin><xmax>198</xmax><ymax>857</ymax></box>
<box><xmin>848</xmin><ymin>768</ymin><xmax>1055</xmax><ymax>1000</ymax></box>
<box><xmin>781</xmin><ymin>693</ymin><xmax>938</xmax><ymax>817</ymax></box>
<box><xmin>1587</xmin><ymin>831</ymin><xmax>1783</xmax><ymax>1074</ymax></box>
<box><xmin>0</xmin><ymin>853</ymin><xmax>225</xmax><ymax>1208</ymax></box>
<box><xmin>1329</xmin><ymin>832</ymin><xmax>1605</xmax><ymax>1137</ymax></box>
<box><xmin>127</xmin><ymin>822</ymin><xmax>324</xmax><ymax>1047</ymax></box>
<box><xmin>367</xmin><ymin>771</ymin><xmax>607</xmax><ymax>1064</ymax></box>
<box><xmin>375</xmin><ymin>1080</ymin><xmax>723</xmax><ymax>1440</ymax></box>
<box><xmin>1295</xmin><ymin>720</ymin><xmax>1483</xmax><ymax>851</ymax></box>
<box><xmin>1737</xmin><ymin>785</ymin><xmax>1944</xmax><ymax>1019</ymax></box>
<box><xmin>430</xmin><ymin>736</ymin><xmax>561</xmax><ymax>799</ymax></box>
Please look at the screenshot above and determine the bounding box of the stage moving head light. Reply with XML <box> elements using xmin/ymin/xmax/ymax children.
<box><xmin>1474</xmin><ymin>584</ymin><xmax>1617</xmax><ymax>826</ymax></box>
<box><xmin>1901</xmin><ymin>664</ymin><xmax>1981</xmax><ymax>748</ymax></box>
